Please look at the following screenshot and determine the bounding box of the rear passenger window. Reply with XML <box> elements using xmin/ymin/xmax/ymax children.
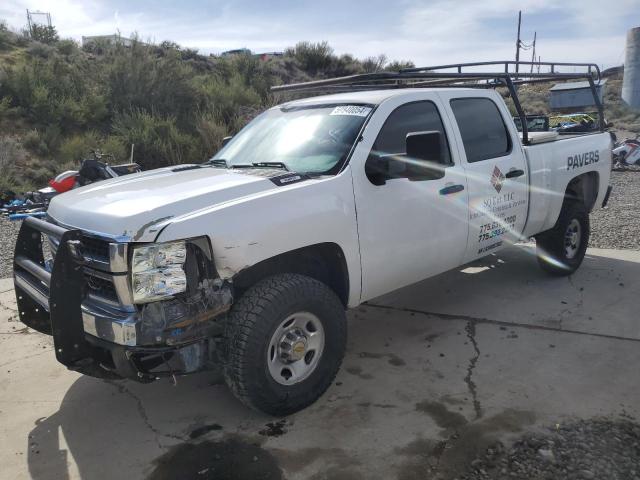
<box><xmin>450</xmin><ymin>98</ymin><xmax>511</xmax><ymax>163</ymax></box>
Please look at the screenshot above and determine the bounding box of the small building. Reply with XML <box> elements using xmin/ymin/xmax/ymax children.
<box><xmin>549</xmin><ymin>80</ymin><xmax>606</xmax><ymax>112</ymax></box>
<box><xmin>221</xmin><ymin>48</ymin><xmax>252</xmax><ymax>57</ymax></box>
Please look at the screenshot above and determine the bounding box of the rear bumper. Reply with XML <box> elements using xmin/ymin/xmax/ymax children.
<box><xmin>13</xmin><ymin>216</ymin><xmax>227</xmax><ymax>381</ymax></box>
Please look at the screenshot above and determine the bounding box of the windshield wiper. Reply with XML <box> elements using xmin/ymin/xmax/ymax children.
<box><xmin>251</xmin><ymin>162</ymin><xmax>289</xmax><ymax>171</ymax></box>
<box><xmin>208</xmin><ymin>159</ymin><xmax>228</xmax><ymax>168</ymax></box>
<box><xmin>208</xmin><ymin>159</ymin><xmax>291</xmax><ymax>172</ymax></box>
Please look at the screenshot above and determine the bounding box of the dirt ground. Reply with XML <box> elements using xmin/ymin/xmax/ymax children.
<box><xmin>1</xmin><ymin>245</ymin><xmax>639</xmax><ymax>479</ymax></box>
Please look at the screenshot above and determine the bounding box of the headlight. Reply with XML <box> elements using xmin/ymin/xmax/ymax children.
<box><xmin>131</xmin><ymin>241</ymin><xmax>187</xmax><ymax>304</ymax></box>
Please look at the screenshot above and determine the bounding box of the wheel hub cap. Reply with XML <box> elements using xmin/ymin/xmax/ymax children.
<box><xmin>267</xmin><ymin>312</ymin><xmax>325</xmax><ymax>385</ymax></box>
<box><xmin>279</xmin><ymin>329</ymin><xmax>308</xmax><ymax>362</ymax></box>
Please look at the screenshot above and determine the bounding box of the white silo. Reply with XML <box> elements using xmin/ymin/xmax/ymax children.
<box><xmin>622</xmin><ymin>27</ymin><xmax>640</xmax><ymax>109</ymax></box>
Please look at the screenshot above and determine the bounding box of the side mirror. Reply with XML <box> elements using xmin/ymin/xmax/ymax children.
<box><xmin>365</xmin><ymin>131</ymin><xmax>447</xmax><ymax>186</ymax></box>
<box><xmin>221</xmin><ymin>136</ymin><xmax>233</xmax><ymax>147</ymax></box>
<box><xmin>405</xmin><ymin>131</ymin><xmax>446</xmax><ymax>181</ymax></box>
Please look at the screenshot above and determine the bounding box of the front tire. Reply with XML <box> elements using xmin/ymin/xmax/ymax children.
<box><xmin>223</xmin><ymin>274</ymin><xmax>347</xmax><ymax>416</ymax></box>
<box><xmin>535</xmin><ymin>199</ymin><xmax>589</xmax><ymax>276</ymax></box>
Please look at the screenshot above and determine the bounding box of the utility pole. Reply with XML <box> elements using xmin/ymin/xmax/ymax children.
<box><xmin>530</xmin><ymin>31</ymin><xmax>537</xmax><ymax>73</ymax></box>
<box><xmin>515</xmin><ymin>10</ymin><xmax>522</xmax><ymax>75</ymax></box>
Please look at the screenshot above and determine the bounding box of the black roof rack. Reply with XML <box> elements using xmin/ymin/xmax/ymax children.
<box><xmin>271</xmin><ymin>60</ymin><xmax>605</xmax><ymax>145</ymax></box>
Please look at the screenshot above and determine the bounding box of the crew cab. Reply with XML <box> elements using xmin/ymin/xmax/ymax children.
<box><xmin>14</xmin><ymin>62</ymin><xmax>612</xmax><ymax>415</ymax></box>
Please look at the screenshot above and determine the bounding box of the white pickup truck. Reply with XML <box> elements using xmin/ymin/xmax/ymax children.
<box><xmin>14</xmin><ymin>62</ymin><xmax>612</xmax><ymax>415</ymax></box>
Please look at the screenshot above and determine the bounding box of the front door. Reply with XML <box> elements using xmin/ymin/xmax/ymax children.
<box><xmin>351</xmin><ymin>95</ymin><xmax>469</xmax><ymax>302</ymax></box>
<box><xmin>438</xmin><ymin>92</ymin><xmax>529</xmax><ymax>263</ymax></box>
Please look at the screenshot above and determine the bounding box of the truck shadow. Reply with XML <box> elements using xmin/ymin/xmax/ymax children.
<box><xmin>26</xmin><ymin>371</ymin><xmax>273</xmax><ymax>480</ymax></box>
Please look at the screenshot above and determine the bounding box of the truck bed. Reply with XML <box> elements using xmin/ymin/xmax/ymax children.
<box><xmin>522</xmin><ymin>131</ymin><xmax>612</xmax><ymax>238</ymax></box>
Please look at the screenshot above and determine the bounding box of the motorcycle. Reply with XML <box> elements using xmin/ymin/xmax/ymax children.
<box><xmin>612</xmin><ymin>138</ymin><xmax>640</xmax><ymax>167</ymax></box>
<box><xmin>49</xmin><ymin>151</ymin><xmax>141</xmax><ymax>193</ymax></box>
<box><xmin>4</xmin><ymin>151</ymin><xmax>141</xmax><ymax>220</ymax></box>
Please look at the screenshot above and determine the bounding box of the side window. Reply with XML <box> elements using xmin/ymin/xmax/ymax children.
<box><xmin>370</xmin><ymin>101</ymin><xmax>451</xmax><ymax>164</ymax></box>
<box><xmin>450</xmin><ymin>98</ymin><xmax>511</xmax><ymax>163</ymax></box>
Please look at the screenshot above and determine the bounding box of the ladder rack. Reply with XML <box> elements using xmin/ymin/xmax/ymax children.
<box><xmin>271</xmin><ymin>61</ymin><xmax>605</xmax><ymax>145</ymax></box>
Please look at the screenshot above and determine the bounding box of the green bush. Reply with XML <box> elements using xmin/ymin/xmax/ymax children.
<box><xmin>29</xmin><ymin>24</ymin><xmax>59</xmax><ymax>45</ymax></box>
<box><xmin>56</xmin><ymin>39</ymin><xmax>78</xmax><ymax>56</ymax></box>
<box><xmin>22</xmin><ymin>129</ymin><xmax>49</xmax><ymax>156</ymax></box>
<box><xmin>58</xmin><ymin>131</ymin><xmax>101</xmax><ymax>164</ymax></box>
<box><xmin>0</xmin><ymin>21</ymin><xmax>12</xmax><ymax>51</ymax></box>
<box><xmin>361</xmin><ymin>55</ymin><xmax>387</xmax><ymax>73</ymax></box>
<box><xmin>112</xmin><ymin>109</ymin><xmax>200</xmax><ymax>169</ymax></box>
<box><xmin>195</xmin><ymin>73</ymin><xmax>261</xmax><ymax>129</ymax></box>
<box><xmin>195</xmin><ymin>113</ymin><xmax>228</xmax><ymax>157</ymax></box>
<box><xmin>0</xmin><ymin>136</ymin><xmax>26</xmax><ymax>191</ymax></box>
<box><xmin>385</xmin><ymin>60</ymin><xmax>415</xmax><ymax>71</ymax></box>
<box><xmin>285</xmin><ymin>41</ymin><xmax>334</xmax><ymax>74</ymax></box>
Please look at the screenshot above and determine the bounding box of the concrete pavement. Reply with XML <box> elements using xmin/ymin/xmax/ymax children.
<box><xmin>1</xmin><ymin>245</ymin><xmax>639</xmax><ymax>480</ymax></box>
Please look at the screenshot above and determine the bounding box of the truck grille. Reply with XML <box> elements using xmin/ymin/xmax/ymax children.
<box><xmin>84</xmin><ymin>272</ymin><xmax>119</xmax><ymax>303</ymax></box>
<box><xmin>42</xmin><ymin>219</ymin><xmax>130</xmax><ymax>306</ymax></box>
<box><xmin>80</xmin><ymin>236</ymin><xmax>111</xmax><ymax>262</ymax></box>
<box><xmin>47</xmin><ymin>231</ymin><xmax>117</xmax><ymax>275</ymax></box>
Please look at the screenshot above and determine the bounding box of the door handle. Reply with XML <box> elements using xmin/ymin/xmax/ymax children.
<box><xmin>439</xmin><ymin>184</ymin><xmax>465</xmax><ymax>195</ymax></box>
<box><xmin>505</xmin><ymin>169</ymin><xmax>525</xmax><ymax>179</ymax></box>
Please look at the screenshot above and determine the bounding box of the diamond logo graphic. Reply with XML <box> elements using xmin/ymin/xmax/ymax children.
<box><xmin>491</xmin><ymin>166</ymin><xmax>505</xmax><ymax>193</ymax></box>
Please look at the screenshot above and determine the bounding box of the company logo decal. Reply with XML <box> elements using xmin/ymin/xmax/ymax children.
<box><xmin>567</xmin><ymin>150</ymin><xmax>599</xmax><ymax>170</ymax></box>
<box><xmin>490</xmin><ymin>166</ymin><xmax>505</xmax><ymax>193</ymax></box>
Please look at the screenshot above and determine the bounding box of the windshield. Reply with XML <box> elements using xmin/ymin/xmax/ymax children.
<box><xmin>211</xmin><ymin>104</ymin><xmax>372</xmax><ymax>174</ymax></box>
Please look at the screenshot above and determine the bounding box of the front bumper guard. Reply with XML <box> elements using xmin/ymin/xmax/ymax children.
<box><xmin>13</xmin><ymin>217</ymin><xmax>221</xmax><ymax>381</ymax></box>
<box><xmin>14</xmin><ymin>217</ymin><xmax>89</xmax><ymax>368</ymax></box>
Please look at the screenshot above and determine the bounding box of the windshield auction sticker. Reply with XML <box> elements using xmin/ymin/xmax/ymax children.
<box><xmin>330</xmin><ymin>105</ymin><xmax>372</xmax><ymax>116</ymax></box>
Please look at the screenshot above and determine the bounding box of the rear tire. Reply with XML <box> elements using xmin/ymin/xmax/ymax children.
<box><xmin>223</xmin><ymin>274</ymin><xmax>347</xmax><ymax>416</ymax></box>
<box><xmin>535</xmin><ymin>199</ymin><xmax>589</xmax><ymax>276</ymax></box>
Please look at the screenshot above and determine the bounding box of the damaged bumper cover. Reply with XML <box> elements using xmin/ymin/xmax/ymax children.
<box><xmin>13</xmin><ymin>216</ymin><xmax>233</xmax><ymax>381</ymax></box>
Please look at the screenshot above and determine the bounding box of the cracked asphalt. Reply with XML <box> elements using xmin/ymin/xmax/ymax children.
<box><xmin>1</xmin><ymin>245</ymin><xmax>640</xmax><ymax>479</ymax></box>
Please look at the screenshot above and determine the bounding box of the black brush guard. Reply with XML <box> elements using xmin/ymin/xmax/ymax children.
<box><xmin>12</xmin><ymin>216</ymin><xmax>118</xmax><ymax>377</ymax></box>
<box><xmin>15</xmin><ymin>218</ymin><xmax>83</xmax><ymax>357</ymax></box>
<box><xmin>13</xmin><ymin>216</ymin><xmax>214</xmax><ymax>381</ymax></box>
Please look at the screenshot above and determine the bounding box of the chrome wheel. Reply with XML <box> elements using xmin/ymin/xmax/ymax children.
<box><xmin>564</xmin><ymin>218</ymin><xmax>582</xmax><ymax>259</ymax></box>
<box><xmin>267</xmin><ymin>312</ymin><xmax>325</xmax><ymax>385</ymax></box>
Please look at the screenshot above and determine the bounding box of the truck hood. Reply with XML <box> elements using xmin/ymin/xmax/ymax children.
<box><xmin>47</xmin><ymin>165</ymin><xmax>293</xmax><ymax>241</ymax></box>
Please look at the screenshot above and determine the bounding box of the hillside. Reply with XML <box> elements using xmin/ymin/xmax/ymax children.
<box><xmin>1</xmin><ymin>21</ymin><xmax>639</xmax><ymax>196</ymax></box>
<box><xmin>0</xmin><ymin>23</ymin><xmax>412</xmax><ymax>194</ymax></box>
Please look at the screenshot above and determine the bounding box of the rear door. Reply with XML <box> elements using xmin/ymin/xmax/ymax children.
<box><xmin>438</xmin><ymin>91</ymin><xmax>529</xmax><ymax>263</ymax></box>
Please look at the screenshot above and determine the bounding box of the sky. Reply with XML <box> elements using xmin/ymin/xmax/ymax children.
<box><xmin>1</xmin><ymin>0</ymin><xmax>638</xmax><ymax>69</ymax></box>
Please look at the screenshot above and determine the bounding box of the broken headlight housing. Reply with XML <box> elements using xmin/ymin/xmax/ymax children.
<box><xmin>131</xmin><ymin>241</ymin><xmax>188</xmax><ymax>304</ymax></box>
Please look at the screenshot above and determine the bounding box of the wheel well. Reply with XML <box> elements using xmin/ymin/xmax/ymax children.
<box><xmin>565</xmin><ymin>172</ymin><xmax>599</xmax><ymax>212</ymax></box>
<box><xmin>232</xmin><ymin>243</ymin><xmax>350</xmax><ymax>307</ymax></box>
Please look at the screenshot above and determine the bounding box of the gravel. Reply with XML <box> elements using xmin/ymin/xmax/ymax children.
<box><xmin>590</xmin><ymin>168</ymin><xmax>640</xmax><ymax>250</ymax></box>
<box><xmin>0</xmin><ymin>216</ymin><xmax>20</xmax><ymax>278</ymax></box>
<box><xmin>456</xmin><ymin>417</ymin><xmax>640</xmax><ymax>480</ymax></box>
